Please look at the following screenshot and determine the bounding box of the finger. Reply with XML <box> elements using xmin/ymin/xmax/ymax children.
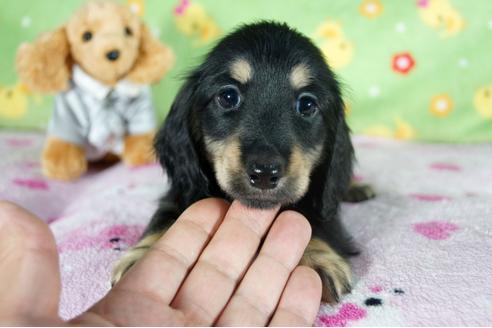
<box><xmin>269</xmin><ymin>266</ymin><xmax>322</xmax><ymax>327</ymax></box>
<box><xmin>0</xmin><ymin>201</ymin><xmax>60</xmax><ymax>318</ymax></box>
<box><xmin>171</xmin><ymin>200</ymin><xmax>280</xmax><ymax>326</ymax></box>
<box><xmin>216</xmin><ymin>211</ymin><xmax>311</xmax><ymax>326</ymax></box>
<box><xmin>89</xmin><ymin>198</ymin><xmax>229</xmax><ymax>324</ymax></box>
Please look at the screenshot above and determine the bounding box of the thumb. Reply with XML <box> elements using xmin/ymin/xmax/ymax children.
<box><xmin>0</xmin><ymin>201</ymin><xmax>61</xmax><ymax>319</ymax></box>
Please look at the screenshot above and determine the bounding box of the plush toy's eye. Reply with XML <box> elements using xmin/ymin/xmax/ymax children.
<box><xmin>296</xmin><ymin>93</ymin><xmax>319</xmax><ymax>117</ymax></box>
<box><xmin>216</xmin><ymin>86</ymin><xmax>241</xmax><ymax>110</ymax></box>
<box><xmin>82</xmin><ymin>31</ymin><xmax>93</xmax><ymax>42</ymax></box>
<box><xmin>125</xmin><ymin>26</ymin><xmax>133</xmax><ymax>37</ymax></box>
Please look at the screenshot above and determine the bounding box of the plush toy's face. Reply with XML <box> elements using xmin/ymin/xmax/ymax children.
<box><xmin>66</xmin><ymin>1</ymin><xmax>141</xmax><ymax>85</ymax></box>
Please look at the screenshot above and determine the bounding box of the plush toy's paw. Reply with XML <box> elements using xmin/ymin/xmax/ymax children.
<box><xmin>300</xmin><ymin>238</ymin><xmax>352</xmax><ymax>303</ymax></box>
<box><xmin>122</xmin><ymin>132</ymin><xmax>155</xmax><ymax>167</ymax></box>
<box><xmin>42</xmin><ymin>137</ymin><xmax>87</xmax><ymax>180</ymax></box>
<box><xmin>111</xmin><ymin>233</ymin><xmax>162</xmax><ymax>286</ymax></box>
<box><xmin>343</xmin><ymin>182</ymin><xmax>376</xmax><ymax>203</ymax></box>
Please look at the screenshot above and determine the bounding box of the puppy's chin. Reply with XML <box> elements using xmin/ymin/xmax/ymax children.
<box><xmin>223</xmin><ymin>179</ymin><xmax>305</xmax><ymax>210</ymax></box>
<box><xmin>237</xmin><ymin>197</ymin><xmax>281</xmax><ymax>210</ymax></box>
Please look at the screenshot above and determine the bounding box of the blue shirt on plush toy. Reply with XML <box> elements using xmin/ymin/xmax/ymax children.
<box><xmin>50</xmin><ymin>65</ymin><xmax>156</xmax><ymax>161</ymax></box>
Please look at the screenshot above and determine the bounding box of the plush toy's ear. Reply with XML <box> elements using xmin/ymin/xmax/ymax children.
<box><xmin>16</xmin><ymin>27</ymin><xmax>71</xmax><ymax>93</ymax></box>
<box><xmin>126</xmin><ymin>24</ymin><xmax>175</xmax><ymax>84</ymax></box>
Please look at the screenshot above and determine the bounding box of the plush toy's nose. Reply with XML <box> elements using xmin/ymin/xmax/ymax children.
<box><xmin>106</xmin><ymin>50</ymin><xmax>120</xmax><ymax>61</ymax></box>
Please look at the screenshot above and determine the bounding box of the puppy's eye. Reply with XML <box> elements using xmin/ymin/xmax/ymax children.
<box><xmin>82</xmin><ymin>31</ymin><xmax>93</xmax><ymax>42</ymax></box>
<box><xmin>216</xmin><ymin>86</ymin><xmax>241</xmax><ymax>110</ymax></box>
<box><xmin>125</xmin><ymin>26</ymin><xmax>133</xmax><ymax>37</ymax></box>
<box><xmin>296</xmin><ymin>93</ymin><xmax>318</xmax><ymax>117</ymax></box>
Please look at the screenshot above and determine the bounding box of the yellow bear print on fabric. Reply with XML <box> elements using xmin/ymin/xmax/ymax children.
<box><xmin>474</xmin><ymin>85</ymin><xmax>492</xmax><ymax>118</ymax></box>
<box><xmin>394</xmin><ymin>118</ymin><xmax>416</xmax><ymax>140</ymax></box>
<box><xmin>174</xmin><ymin>2</ymin><xmax>220</xmax><ymax>45</ymax></box>
<box><xmin>0</xmin><ymin>83</ymin><xmax>29</xmax><ymax>119</ymax></box>
<box><xmin>417</xmin><ymin>0</ymin><xmax>464</xmax><ymax>37</ymax></box>
<box><xmin>364</xmin><ymin>118</ymin><xmax>416</xmax><ymax>140</ymax></box>
<box><xmin>314</xmin><ymin>20</ymin><xmax>354</xmax><ymax>70</ymax></box>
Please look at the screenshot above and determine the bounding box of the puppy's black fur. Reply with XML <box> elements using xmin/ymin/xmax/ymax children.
<box><xmin>115</xmin><ymin>21</ymin><xmax>367</xmax><ymax>301</ymax></box>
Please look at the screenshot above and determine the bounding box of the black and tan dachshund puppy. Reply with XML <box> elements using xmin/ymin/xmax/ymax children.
<box><xmin>112</xmin><ymin>21</ymin><xmax>374</xmax><ymax>303</ymax></box>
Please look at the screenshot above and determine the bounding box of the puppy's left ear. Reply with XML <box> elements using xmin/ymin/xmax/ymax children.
<box><xmin>314</xmin><ymin>98</ymin><xmax>358</xmax><ymax>256</ymax></box>
<box><xmin>127</xmin><ymin>24</ymin><xmax>175</xmax><ymax>84</ymax></box>
<box><xmin>321</xmin><ymin>99</ymin><xmax>354</xmax><ymax>218</ymax></box>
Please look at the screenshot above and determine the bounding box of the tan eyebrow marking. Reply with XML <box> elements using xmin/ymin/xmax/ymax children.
<box><xmin>230</xmin><ymin>58</ymin><xmax>253</xmax><ymax>84</ymax></box>
<box><xmin>290</xmin><ymin>63</ymin><xmax>312</xmax><ymax>89</ymax></box>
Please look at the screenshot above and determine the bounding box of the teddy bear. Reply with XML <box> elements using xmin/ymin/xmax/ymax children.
<box><xmin>16</xmin><ymin>0</ymin><xmax>174</xmax><ymax>180</ymax></box>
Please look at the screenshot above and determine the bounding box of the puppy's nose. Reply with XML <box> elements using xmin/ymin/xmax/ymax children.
<box><xmin>106</xmin><ymin>49</ymin><xmax>120</xmax><ymax>61</ymax></box>
<box><xmin>248</xmin><ymin>162</ymin><xmax>284</xmax><ymax>190</ymax></box>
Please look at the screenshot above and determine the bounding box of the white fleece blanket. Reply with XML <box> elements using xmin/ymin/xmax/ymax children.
<box><xmin>1</xmin><ymin>131</ymin><xmax>491</xmax><ymax>326</ymax></box>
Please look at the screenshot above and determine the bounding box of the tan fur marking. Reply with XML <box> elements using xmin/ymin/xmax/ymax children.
<box><xmin>300</xmin><ymin>238</ymin><xmax>352</xmax><ymax>303</ymax></box>
<box><xmin>230</xmin><ymin>58</ymin><xmax>252</xmax><ymax>84</ymax></box>
<box><xmin>290</xmin><ymin>63</ymin><xmax>312</xmax><ymax>89</ymax></box>
<box><xmin>111</xmin><ymin>231</ymin><xmax>165</xmax><ymax>286</ymax></box>
<box><xmin>287</xmin><ymin>145</ymin><xmax>322</xmax><ymax>199</ymax></box>
<box><xmin>204</xmin><ymin>135</ymin><xmax>242</xmax><ymax>194</ymax></box>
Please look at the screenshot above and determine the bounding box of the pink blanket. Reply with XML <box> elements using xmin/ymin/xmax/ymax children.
<box><xmin>1</xmin><ymin>131</ymin><xmax>491</xmax><ymax>326</ymax></box>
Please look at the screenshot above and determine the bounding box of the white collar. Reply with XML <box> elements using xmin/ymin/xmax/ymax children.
<box><xmin>72</xmin><ymin>65</ymin><xmax>144</xmax><ymax>100</ymax></box>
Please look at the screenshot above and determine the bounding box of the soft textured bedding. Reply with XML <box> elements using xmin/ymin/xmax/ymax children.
<box><xmin>1</xmin><ymin>130</ymin><xmax>491</xmax><ymax>326</ymax></box>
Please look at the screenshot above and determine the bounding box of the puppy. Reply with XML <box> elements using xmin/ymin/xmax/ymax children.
<box><xmin>112</xmin><ymin>21</ymin><xmax>374</xmax><ymax>303</ymax></box>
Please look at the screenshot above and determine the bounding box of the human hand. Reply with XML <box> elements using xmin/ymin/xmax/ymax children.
<box><xmin>0</xmin><ymin>199</ymin><xmax>321</xmax><ymax>326</ymax></box>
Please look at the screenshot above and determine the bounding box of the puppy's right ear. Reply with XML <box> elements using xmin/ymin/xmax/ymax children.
<box><xmin>16</xmin><ymin>27</ymin><xmax>71</xmax><ymax>93</ymax></box>
<box><xmin>154</xmin><ymin>72</ymin><xmax>209</xmax><ymax>209</ymax></box>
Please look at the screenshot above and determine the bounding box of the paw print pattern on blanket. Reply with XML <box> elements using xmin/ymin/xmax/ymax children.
<box><xmin>316</xmin><ymin>285</ymin><xmax>407</xmax><ymax>326</ymax></box>
<box><xmin>410</xmin><ymin>193</ymin><xmax>451</xmax><ymax>202</ymax></box>
<box><xmin>12</xmin><ymin>178</ymin><xmax>49</xmax><ymax>190</ymax></box>
<box><xmin>318</xmin><ymin>303</ymin><xmax>367</xmax><ymax>327</ymax></box>
<box><xmin>429</xmin><ymin>162</ymin><xmax>462</xmax><ymax>171</ymax></box>
<box><xmin>4</xmin><ymin>137</ymin><xmax>34</xmax><ymax>147</ymax></box>
<box><xmin>58</xmin><ymin>223</ymin><xmax>144</xmax><ymax>253</ymax></box>
<box><xmin>413</xmin><ymin>221</ymin><xmax>459</xmax><ymax>240</ymax></box>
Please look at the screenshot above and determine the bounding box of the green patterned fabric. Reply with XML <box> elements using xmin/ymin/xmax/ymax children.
<box><xmin>1</xmin><ymin>0</ymin><xmax>491</xmax><ymax>142</ymax></box>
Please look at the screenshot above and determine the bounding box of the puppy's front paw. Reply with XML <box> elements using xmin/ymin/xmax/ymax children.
<box><xmin>300</xmin><ymin>238</ymin><xmax>352</xmax><ymax>303</ymax></box>
<box><xmin>111</xmin><ymin>233</ymin><xmax>162</xmax><ymax>286</ymax></box>
<box><xmin>42</xmin><ymin>137</ymin><xmax>87</xmax><ymax>180</ymax></box>
<box><xmin>343</xmin><ymin>182</ymin><xmax>376</xmax><ymax>203</ymax></box>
